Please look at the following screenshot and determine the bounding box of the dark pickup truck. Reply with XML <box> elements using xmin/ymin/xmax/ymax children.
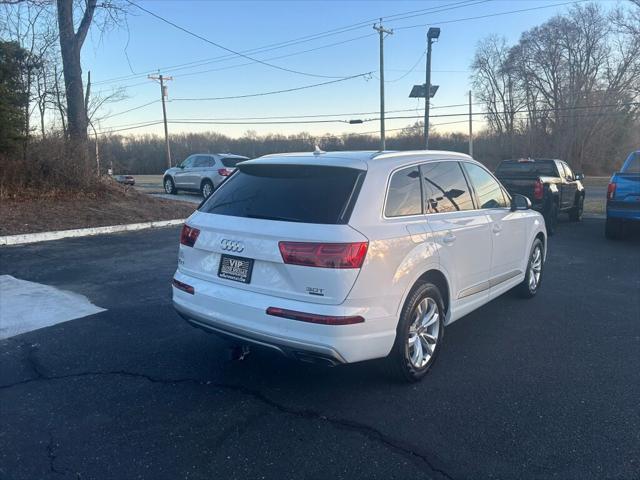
<box><xmin>495</xmin><ymin>158</ymin><xmax>586</xmax><ymax>235</ymax></box>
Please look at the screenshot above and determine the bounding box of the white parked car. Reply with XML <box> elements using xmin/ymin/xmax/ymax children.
<box><xmin>172</xmin><ymin>150</ymin><xmax>547</xmax><ymax>381</ymax></box>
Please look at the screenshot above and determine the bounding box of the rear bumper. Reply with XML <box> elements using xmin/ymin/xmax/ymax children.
<box><xmin>172</xmin><ymin>270</ymin><xmax>397</xmax><ymax>364</ymax></box>
<box><xmin>174</xmin><ymin>303</ymin><xmax>346</xmax><ymax>365</ymax></box>
<box><xmin>607</xmin><ymin>201</ymin><xmax>640</xmax><ymax>221</ymax></box>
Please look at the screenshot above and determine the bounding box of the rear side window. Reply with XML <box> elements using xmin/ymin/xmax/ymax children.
<box><xmin>421</xmin><ymin>162</ymin><xmax>475</xmax><ymax>213</ymax></box>
<box><xmin>463</xmin><ymin>163</ymin><xmax>509</xmax><ymax>209</ymax></box>
<box><xmin>193</xmin><ymin>155</ymin><xmax>213</xmax><ymax>167</ymax></box>
<box><xmin>221</xmin><ymin>157</ymin><xmax>244</xmax><ymax>168</ymax></box>
<box><xmin>200</xmin><ymin>164</ymin><xmax>364</xmax><ymax>224</ymax></box>
<box><xmin>385</xmin><ymin>166</ymin><xmax>423</xmax><ymax>217</ymax></box>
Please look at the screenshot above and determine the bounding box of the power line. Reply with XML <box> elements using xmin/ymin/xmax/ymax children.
<box><xmin>394</xmin><ymin>0</ymin><xmax>588</xmax><ymax>31</ymax></box>
<box><xmin>98</xmin><ymin>102</ymin><xmax>475</xmax><ymax>130</ymax></box>
<box><xmin>98</xmin><ymin>101</ymin><xmax>477</xmax><ymax>126</ymax></box>
<box><xmin>95</xmin><ymin>0</ymin><xmax>484</xmax><ymax>86</ymax></box>
<box><xmin>99</xmin><ymin>100</ymin><xmax>159</xmax><ymax>120</ymax></box>
<box><xmin>98</xmin><ymin>100</ymin><xmax>637</xmax><ymax>132</ymax></box>
<box><xmin>126</xmin><ymin>0</ymin><xmax>363</xmax><ymax>79</ymax></box>
<box><xmin>96</xmin><ymin>106</ymin><xmax>637</xmax><ymax>136</ymax></box>
<box><xmin>382</xmin><ymin>49</ymin><xmax>427</xmax><ymax>83</ymax></box>
<box><xmin>171</xmin><ymin>73</ymin><xmax>373</xmax><ymax>101</ymax></box>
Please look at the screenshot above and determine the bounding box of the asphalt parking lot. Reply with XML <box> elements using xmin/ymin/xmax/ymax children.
<box><xmin>0</xmin><ymin>218</ymin><xmax>638</xmax><ymax>480</ymax></box>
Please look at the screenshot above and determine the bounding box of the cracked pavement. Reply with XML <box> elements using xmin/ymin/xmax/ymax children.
<box><xmin>0</xmin><ymin>218</ymin><xmax>638</xmax><ymax>479</ymax></box>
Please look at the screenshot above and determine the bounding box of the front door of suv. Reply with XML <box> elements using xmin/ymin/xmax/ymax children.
<box><xmin>421</xmin><ymin>161</ymin><xmax>492</xmax><ymax>313</ymax></box>
<box><xmin>174</xmin><ymin>155</ymin><xmax>196</xmax><ymax>188</ymax></box>
<box><xmin>462</xmin><ymin>162</ymin><xmax>527</xmax><ymax>292</ymax></box>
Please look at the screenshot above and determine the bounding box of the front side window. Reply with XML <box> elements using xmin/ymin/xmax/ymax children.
<box><xmin>385</xmin><ymin>166</ymin><xmax>423</xmax><ymax>217</ymax></box>
<box><xmin>463</xmin><ymin>163</ymin><xmax>509</xmax><ymax>209</ymax></box>
<box><xmin>180</xmin><ymin>156</ymin><xmax>196</xmax><ymax>168</ymax></box>
<box><xmin>421</xmin><ymin>162</ymin><xmax>475</xmax><ymax>213</ymax></box>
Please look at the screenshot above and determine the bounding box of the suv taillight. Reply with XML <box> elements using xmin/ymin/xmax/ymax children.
<box><xmin>533</xmin><ymin>179</ymin><xmax>544</xmax><ymax>200</ymax></box>
<box><xmin>607</xmin><ymin>182</ymin><xmax>616</xmax><ymax>201</ymax></box>
<box><xmin>218</xmin><ymin>168</ymin><xmax>233</xmax><ymax>176</ymax></box>
<box><xmin>278</xmin><ymin>241</ymin><xmax>368</xmax><ymax>269</ymax></box>
<box><xmin>180</xmin><ymin>224</ymin><xmax>200</xmax><ymax>247</ymax></box>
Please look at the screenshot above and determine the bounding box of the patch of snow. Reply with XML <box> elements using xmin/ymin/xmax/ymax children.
<box><xmin>0</xmin><ymin>275</ymin><xmax>106</xmax><ymax>339</ymax></box>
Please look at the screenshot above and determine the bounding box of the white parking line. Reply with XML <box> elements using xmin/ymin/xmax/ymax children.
<box><xmin>0</xmin><ymin>275</ymin><xmax>106</xmax><ymax>340</ymax></box>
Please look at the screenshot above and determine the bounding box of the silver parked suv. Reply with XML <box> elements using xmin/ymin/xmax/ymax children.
<box><xmin>163</xmin><ymin>153</ymin><xmax>249</xmax><ymax>197</ymax></box>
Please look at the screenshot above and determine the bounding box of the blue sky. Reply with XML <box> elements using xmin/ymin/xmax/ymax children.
<box><xmin>84</xmin><ymin>0</ymin><xmax>609</xmax><ymax>138</ymax></box>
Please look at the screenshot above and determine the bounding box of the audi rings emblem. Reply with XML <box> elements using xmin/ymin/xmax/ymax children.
<box><xmin>220</xmin><ymin>239</ymin><xmax>245</xmax><ymax>253</ymax></box>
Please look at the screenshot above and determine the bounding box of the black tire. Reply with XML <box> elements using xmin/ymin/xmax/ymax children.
<box><xmin>544</xmin><ymin>203</ymin><xmax>558</xmax><ymax>236</ymax></box>
<box><xmin>517</xmin><ymin>238</ymin><xmax>545</xmax><ymax>298</ymax></box>
<box><xmin>605</xmin><ymin>217</ymin><xmax>623</xmax><ymax>240</ymax></box>
<box><xmin>201</xmin><ymin>179</ymin><xmax>214</xmax><ymax>198</ymax></box>
<box><xmin>164</xmin><ymin>177</ymin><xmax>177</xmax><ymax>195</ymax></box>
<box><xmin>569</xmin><ymin>195</ymin><xmax>584</xmax><ymax>222</ymax></box>
<box><xmin>385</xmin><ymin>282</ymin><xmax>445</xmax><ymax>383</ymax></box>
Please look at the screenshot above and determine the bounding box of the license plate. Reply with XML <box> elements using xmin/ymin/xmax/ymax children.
<box><xmin>218</xmin><ymin>254</ymin><xmax>254</xmax><ymax>284</ymax></box>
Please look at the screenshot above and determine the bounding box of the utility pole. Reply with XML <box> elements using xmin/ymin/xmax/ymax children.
<box><xmin>468</xmin><ymin>90</ymin><xmax>473</xmax><ymax>157</ymax></box>
<box><xmin>373</xmin><ymin>19</ymin><xmax>392</xmax><ymax>151</ymax></box>
<box><xmin>89</xmin><ymin>120</ymin><xmax>100</xmax><ymax>175</ymax></box>
<box><xmin>424</xmin><ymin>27</ymin><xmax>440</xmax><ymax>149</ymax></box>
<box><xmin>149</xmin><ymin>74</ymin><xmax>173</xmax><ymax>169</ymax></box>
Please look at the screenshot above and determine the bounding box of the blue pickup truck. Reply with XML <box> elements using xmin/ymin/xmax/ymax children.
<box><xmin>606</xmin><ymin>151</ymin><xmax>640</xmax><ymax>239</ymax></box>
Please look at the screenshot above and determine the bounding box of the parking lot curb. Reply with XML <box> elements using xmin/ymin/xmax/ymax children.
<box><xmin>0</xmin><ymin>219</ymin><xmax>186</xmax><ymax>246</ymax></box>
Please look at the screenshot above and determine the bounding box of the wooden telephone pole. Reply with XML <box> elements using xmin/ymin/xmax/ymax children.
<box><xmin>373</xmin><ymin>20</ymin><xmax>393</xmax><ymax>151</ymax></box>
<box><xmin>148</xmin><ymin>74</ymin><xmax>173</xmax><ymax>169</ymax></box>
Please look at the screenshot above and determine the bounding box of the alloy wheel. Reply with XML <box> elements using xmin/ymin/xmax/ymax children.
<box><xmin>407</xmin><ymin>297</ymin><xmax>440</xmax><ymax>369</ymax></box>
<box><xmin>528</xmin><ymin>246</ymin><xmax>543</xmax><ymax>291</ymax></box>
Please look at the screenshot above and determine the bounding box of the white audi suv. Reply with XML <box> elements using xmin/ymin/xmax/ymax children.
<box><xmin>172</xmin><ymin>150</ymin><xmax>547</xmax><ymax>381</ymax></box>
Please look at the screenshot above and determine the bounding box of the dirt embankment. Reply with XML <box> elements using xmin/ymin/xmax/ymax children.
<box><xmin>1</xmin><ymin>184</ymin><xmax>195</xmax><ymax>236</ymax></box>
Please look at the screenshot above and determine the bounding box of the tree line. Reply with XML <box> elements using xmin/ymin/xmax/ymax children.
<box><xmin>471</xmin><ymin>2</ymin><xmax>639</xmax><ymax>174</ymax></box>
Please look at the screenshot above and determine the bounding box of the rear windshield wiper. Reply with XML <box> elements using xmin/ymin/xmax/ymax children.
<box><xmin>245</xmin><ymin>214</ymin><xmax>304</xmax><ymax>223</ymax></box>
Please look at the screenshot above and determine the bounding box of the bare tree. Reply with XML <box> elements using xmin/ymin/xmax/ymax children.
<box><xmin>471</xmin><ymin>35</ymin><xmax>525</xmax><ymax>156</ymax></box>
<box><xmin>56</xmin><ymin>0</ymin><xmax>96</xmax><ymax>144</ymax></box>
<box><xmin>471</xmin><ymin>2</ymin><xmax>640</xmax><ymax>170</ymax></box>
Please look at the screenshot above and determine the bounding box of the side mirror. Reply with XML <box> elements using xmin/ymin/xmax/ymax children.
<box><xmin>575</xmin><ymin>172</ymin><xmax>584</xmax><ymax>181</ymax></box>
<box><xmin>178</xmin><ymin>164</ymin><xmax>185</xmax><ymax>169</ymax></box>
<box><xmin>511</xmin><ymin>193</ymin><xmax>531</xmax><ymax>211</ymax></box>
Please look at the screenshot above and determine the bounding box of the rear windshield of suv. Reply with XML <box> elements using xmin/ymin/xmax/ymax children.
<box><xmin>496</xmin><ymin>160</ymin><xmax>558</xmax><ymax>176</ymax></box>
<box><xmin>200</xmin><ymin>164</ymin><xmax>365</xmax><ymax>224</ymax></box>
<box><xmin>221</xmin><ymin>157</ymin><xmax>245</xmax><ymax>168</ymax></box>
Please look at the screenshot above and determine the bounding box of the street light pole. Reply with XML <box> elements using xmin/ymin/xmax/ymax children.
<box><xmin>424</xmin><ymin>27</ymin><xmax>440</xmax><ymax>150</ymax></box>
<box><xmin>468</xmin><ymin>90</ymin><xmax>474</xmax><ymax>157</ymax></box>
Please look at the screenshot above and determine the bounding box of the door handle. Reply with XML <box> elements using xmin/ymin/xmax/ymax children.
<box><xmin>492</xmin><ymin>223</ymin><xmax>503</xmax><ymax>234</ymax></box>
<box><xmin>442</xmin><ymin>232</ymin><xmax>456</xmax><ymax>245</ymax></box>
